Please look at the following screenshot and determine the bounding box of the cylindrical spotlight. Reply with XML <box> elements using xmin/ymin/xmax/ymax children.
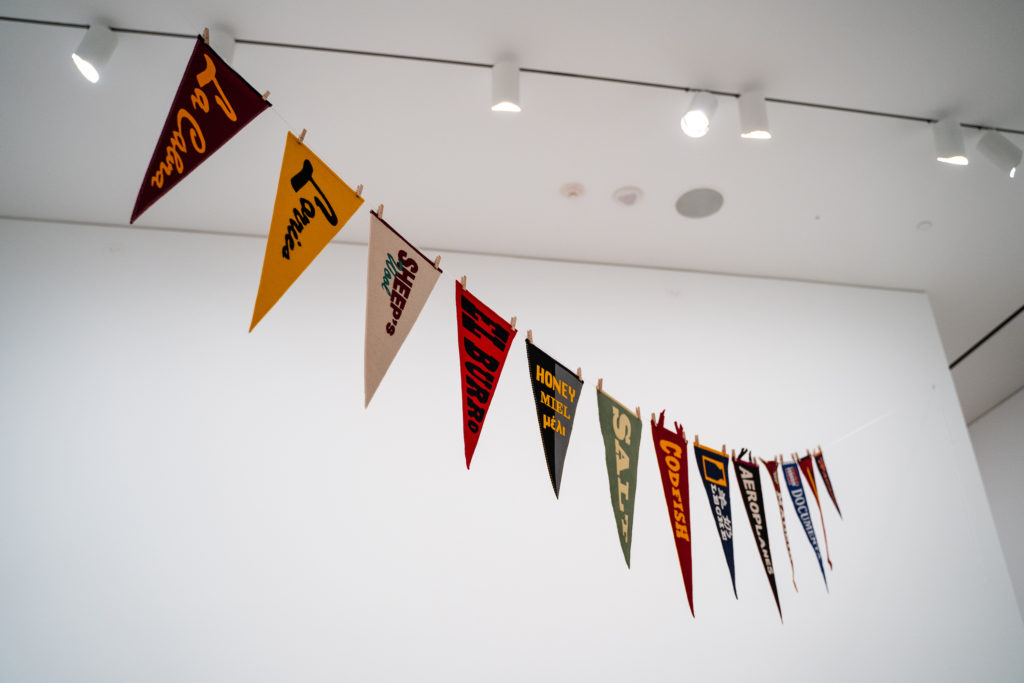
<box><xmin>680</xmin><ymin>91</ymin><xmax>717</xmax><ymax>138</ymax></box>
<box><xmin>738</xmin><ymin>90</ymin><xmax>772</xmax><ymax>140</ymax></box>
<box><xmin>977</xmin><ymin>130</ymin><xmax>1022</xmax><ymax>178</ymax></box>
<box><xmin>933</xmin><ymin>118</ymin><xmax>968</xmax><ymax>165</ymax></box>
<box><xmin>491</xmin><ymin>61</ymin><xmax>521</xmax><ymax>112</ymax></box>
<box><xmin>72</xmin><ymin>24</ymin><xmax>118</xmax><ymax>84</ymax></box>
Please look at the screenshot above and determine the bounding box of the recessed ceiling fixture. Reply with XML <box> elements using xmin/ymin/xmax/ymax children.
<box><xmin>738</xmin><ymin>90</ymin><xmax>772</xmax><ymax>140</ymax></box>
<box><xmin>675</xmin><ymin>188</ymin><xmax>723</xmax><ymax>218</ymax></box>
<box><xmin>491</xmin><ymin>60</ymin><xmax>521</xmax><ymax>112</ymax></box>
<box><xmin>976</xmin><ymin>130</ymin><xmax>1022</xmax><ymax>178</ymax></box>
<box><xmin>680</xmin><ymin>91</ymin><xmax>717</xmax><ymax>138</ymax></box>
<box><xmin>612</xmin><ymin>186</ymin><xmax>643</xmax><ymax>206</ymax></box>
<box><xmin>72</xmin><ymin>24</ymin><xmax>118</xmax><ymax>84</ymax></box>
<box><xmin>932</xmin><ymin>118</ymin><xmax>968</xmax><ymax>166</ymax></box>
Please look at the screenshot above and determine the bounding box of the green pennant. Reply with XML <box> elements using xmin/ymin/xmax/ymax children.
<box><xmin>597</xmin><ymin>386</ymin><xmax>642</xmax><ymax>567</ymax></box>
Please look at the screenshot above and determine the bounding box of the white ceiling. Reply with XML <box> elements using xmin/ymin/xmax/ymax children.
<box><xmin>1</xmin><ymin>0</ymin><xmax>1022</xmax><ymax>422</ymax></box>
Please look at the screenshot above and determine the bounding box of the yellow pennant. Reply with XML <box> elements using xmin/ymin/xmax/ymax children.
<box><xmin>250</xmin><ymin>131</ymin><xmax>363</xmax><ymax>331</ymax></box>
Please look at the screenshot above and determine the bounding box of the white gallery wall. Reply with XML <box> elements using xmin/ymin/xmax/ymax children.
<box><xmin>1</xmin><ymin>217</ymin><xmax>1022</xmax><ymax>682</ymax></box>
<box><xmin>970</xmin><ymin>388</ymin><xmax>1024</xmax><ymax>622</ymax></box>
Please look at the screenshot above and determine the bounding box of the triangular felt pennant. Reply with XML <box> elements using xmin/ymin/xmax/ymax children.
<box><xmin>596</xmin><ymin>385</ymin><xmax>642</xmax><ymax>567</ymax></box>
<box><xmin>526</xmin><ymin>339</ymin><xmax>583</xmax><ymax>498</ymax></box>
<box><xmin>695</xmin><ymin>442</ymin><xmax>737</xmax><ymax>598</ymax></box>
<box><xmin>250</xmin><ymin>132</ymin><xmax>364</xmax><ymax>331</ymax></box>
<box><xmin>761</xmin><ymin>457</ymin><xmax>799</xmax><ymax>592</ymax></box>
<box><xmin>813</xmin><ymin>447</ymin><xmax>843</xmax><ymax>518</ymax></box>
<box><xmin>650</xmin><ymin>411</ymin><xmax>694</xmax><ymax>616</ymax></box>
<box><xmin>799</xmin><ymin>453</ymin><xmax>833</xmax><ymax>569</ymax></box>
<box><xmin>783</xmin><ymin>458</ymin><xmax>828</xmax><ymax>591</ymax></box>
<box><xmin>455</xmin><ymin>282</ymin><xmax>517</xmax><ymax>468</ymax></box>
<box><xmin>364</xmin><ymin>211</ymin><xmax>442</xmax><ymax>406</ymax></box>
<box><xmin>733</xmin><ymin>451</ymin><xmax>783</xmax><ymax>621</ymax></box>
<box><xmin>131</xmin><ymin>36</ymin><xmax>270</xmax><ymax>223</ymax></box>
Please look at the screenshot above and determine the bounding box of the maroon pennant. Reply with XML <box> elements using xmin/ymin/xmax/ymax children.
<box><xmin>131</xmin><ymin>35</ymin><xmax>270</xmax><ymax>223</ymax></box>
<box><xmin>456</xmin><ymin>281</ymin><xmax>516</xmax><ymax>468</ymax></box>
<box><xmin>650</xmin><ymin>411</ymin><xmax>694</xmax><ymax>616</ymax></box>
<box><xmin>812</xmin><ymin>447</ymin><xmax>843</xmax><ymax>518</ymax></box>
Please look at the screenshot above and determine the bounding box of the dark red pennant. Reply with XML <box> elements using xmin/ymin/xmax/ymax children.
<box><xmin>131</xmin><ymin>36</ymin><xmax>270</xmax><ymax>223</ymax></box>
<box><xmin>456</xmin><ymin>282</ymin><xmax>516</xmax><ymax>468</ymax></box>
<box><xmin>798</xmin><ymin>453</ymin><xmax>833</xmax><ymax>569</ymax></box>
<box><xmin>813</xmin><ymin>447</ymin><xmax>842</xmax><ymax>518</ymax></box>
<box><xmin>650</xmin><ymin>411</ymin><xmax>694</xmax><ymax>616</ymax></box>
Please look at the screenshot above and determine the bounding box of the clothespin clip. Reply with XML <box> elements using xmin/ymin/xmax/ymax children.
<box><xmin>356</xmin><ymin>184</ymin><xmax>363</xmax><ymax>198</ymax></box>
<box><xmin>510</xmin><ymin>316</ymin><xmax>517</xmax><ymax>330</ymax></box>
<box><xmin>527</xmin><ymin>329</ymin><xmax>533</xmax><ymax>343</ymax></box>
<box><xmin>807</xmin><ymin>448</ymin><xmax>812</xmax><ymax>457</ymax></box>
<box><xmin>721</xmin><ymin>444</ymin><xmax>726</xmax><ymax>456</ymax></box>
<box><xmin>460</xmin><ymin>276</ymin><xmax>467</xmax><ymax>289</ymax></box>
<box><xmin>731</xmin><ymin>449</ymin><xmax>736</xmax><ymax>460</ymax></box>
<box><xmin>297</xmin><ymin>129</ymin><xmax>307</xmax><ymax>145</ymax></box>
<box><xmin>202</xmin><ymin>28</ymin><xmax>210</xmax><ymax>44</ymax></box>
<box><xmin>597</xmin><ymin>378</ymin><xmax>603</xmax><ymax>392</ymax></box>
<box><xmin>650</xmin><ymin>413</ymin><xmax>656</xmax><ymax>422</ymax></box>
<box><xmin>262</xmin><ymin>90</ymin><xmax>270</xmax><ymax>101</ymax></box>
<box><xmin>377</xmin><ymin>204</ymin><xmax>384</xmax><ymax>219</ymax></box>
<box><xmin>433</xmin><ymin>255</ymin><xmax>441</xmax><ymax>269</ymax></box>
<box><xmin>695</xmin><ymin>434</ymin><xmax>700</xmax><ymax>447</ymax></box>
<box><xmin>635</xmin><ymin>406</ymin><xmax>641</xmax><ymax>419</ymax></box>
<box><xmin>576</xmin><ymin>367</ymin><xmax>583</xmax><ymax>381</ymax></box>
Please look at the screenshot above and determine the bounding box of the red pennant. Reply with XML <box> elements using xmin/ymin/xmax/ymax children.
<box><xmin>812</xmin><ymin>447</ymin><xmax>843</xmax><ymax>518</ymax></box>
<box><xmin>131</xmin><ymin>36</ymin><xmax>270</xmax><ymax>223</ymax></box>
<box><xmin>456</xmin><ymin>282</ymin><xmax>516</xmax><ymax>468</ymax></box>
<box><xmin>650</xmin><ymin>411</ymin><xmax>694</xmax><ymax>616</ymax></box>
<box><xmin>798</xmin><ymin>453</ymin><xmax>833</xmax><ymax>569</ymax></box>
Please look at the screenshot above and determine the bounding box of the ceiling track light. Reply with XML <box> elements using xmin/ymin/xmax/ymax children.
<box><xmin>681</xmin><ymin>91</ymin><xmax>717</xmax><ymax>138</ymax></box>
<box><xmin>977</xmin><ymin>130</ymin><xmax>1022</xmax><ymax>178</ymax></box>
<box><xmin>72</xmin><ymin>24</ymin><xmax>118</xmax><ymax>84</ymax></box>
<box><xmin>491</xmin><ymin>60</ymin><xmax>521</xmax><ymax>112</ymax></box>
<box><xmin>933</xmin><ymin>118</ymin><xmax>968</xmax><ymax>165</ymax></box>
<box><xmin>738</xmin><ymin>90</ymin><xmax>771</xmax><ymax>140</ymax></box>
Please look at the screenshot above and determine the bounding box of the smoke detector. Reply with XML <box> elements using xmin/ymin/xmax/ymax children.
<box><xmin>560</xmin><ymin>182</ymin><xmax>585</xmax><ymax>198</ymax></box>
<box><xmin>612</xmin><ymin>186</ymin><xmax>643</xmax><ymax>206</ymax></box>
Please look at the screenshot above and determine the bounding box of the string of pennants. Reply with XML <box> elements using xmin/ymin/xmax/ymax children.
<box><xmin>132</xmin><ymin>33</ymin><xmax>846</xmax><ymax>622</ymax></box>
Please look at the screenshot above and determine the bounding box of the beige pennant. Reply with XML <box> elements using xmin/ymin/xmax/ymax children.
<box><xmin>250</xmin><ymin>131</ymin><xmax>363</xmax><ymax>331</ymax></box>
<box><xmin>364</xmin><ymin>211</ymin><xmax>442</xmax><ymax>406</ymax></box>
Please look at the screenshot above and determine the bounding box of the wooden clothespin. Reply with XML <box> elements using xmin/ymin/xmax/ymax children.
<box><xmin>807</xmin><ymin>448</ymin><xmax>812</xmax><ymax>457</ymax></box>
<box><xmin>731</xmin><ymin>449</ymin><xmax>736</xmax><ymax>459</ymax></box>
<box><xmin>510</xmin><ymin>316</ymin><xmax>517</xmax><ymax>330</ymax></box>
<box><xmin>576</xmin><ymin>367</ymin><xmax>583</xmax><ymax>381</ymax></box>
<box><xmin>527</xmin><ymin>329</ymin><xmax>533</xmax><ymax>343</ymax></box>
<box><xmin>377</xmin><ymin>204</ymin><xmax>384</xmax><ymax>219</ymax></box>
<box><xmin>297</xmin><ymin>129</ymin><xmax>307</xmax><ymax>145</ymax></box>
<box><xmin>597</xmin><ymin>378</ymin><xmax>603</xmax><ymax>392</ymax></box>
<box><xmin>356</xmin><ymin>184</ymin><xmax>363</xmax><ymax>198</ymax></box>
<box><xmin>650</xmin><ymin>413</ymin><xmax>656</xmax><ymax>422</ymax></box>
<box><xmin>433</xmin><ymin>255</ymin><xmax>441</xmax><ymax>269</ymax></box>
<box><xmin>460</xmin><ymin>276</ymin><xmax>467</xmax><ymax>289</ymax></box>
<box><xmin>262</xmin><ymin>90</ymin><xmax>270</xmax><ymax>101</ymax></box>
<box><xmin>202</xmin><ymin>28</ymin><xmax>210</xmax><ymax>44</ymax></box>
<box><xmin>695</xmin><ymin>434</ymin><xmax>700</xmax><ymax>447</ymax></box>
<box><xmin>635</xmin><ymin>406</ymin><xmax>641</xmax><ymax>419</ymax></box>
<box><xmin>721</xmin><ymin>444</ymin><xmax>726</xmax><ymax>456</ymax></box>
